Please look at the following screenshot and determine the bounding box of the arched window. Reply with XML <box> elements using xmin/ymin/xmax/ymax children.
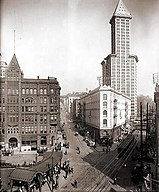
<box><xmin>25</xmin><ymin>97</ymin><xmax>33</xmax><ymax>103</ymax></box>
<box><xmin>22</xmin><ymin>89</ymin><xmax>25</xmax><ymax>94</ymax></box>
<box><xmin>50</xmin><ymin>88</ymin><xmax>54</xmax><ymax>94</ymax></box>
<box><xmin>26</xmin><ymin>89</ymin><xmax>29</xmax><ymax>94</ymax></box>
<box><xmin>40</xmin><ymin>89</ymin><xmax>43</xmax><ymax>94</ymax></box>
<box><xmin>44</xmin><ymin>97</ymin><xmax>47</xmax><ymax>104</ymax></box>
<box><xmin>30</xmin><ymin>88</ymin><xmax>33</xmax><ymax>94</ymax></box>
<box><xmin>103</xmin><ymin>101</ymin><xmax>107</xmax><ymax>107</ymax></box>
<box><xmin>44</xmin><ymin>89</ymin><xmax>47</xmax><ymax>94</ymax></box>
<box><xmin>103</xmin><ymin>94</ymin><xmax>107</xmax><ymax>100</ymax></box>
<box><xmin>103</xmin><ymin>110</ymin><xmax>107</xmax><ymax>116</ymax></box>
<box><xmin>103</xmin><ymin>119</ymin><xmax>107</xmax><ymax>127</ymax></box>
<box><xmin>34</xmin><ymin>89</ymin><xmax>37</xmax><ymax>94</ymax></box>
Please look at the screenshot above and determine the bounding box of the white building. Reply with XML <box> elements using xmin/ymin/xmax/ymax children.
<box><xmin>80</xmin><ymin>85</ymin><xmax>131</xmax><ymax>141</ymax></box>
<box><xmin>0</xmin><ymin>54</ymin><xmax>8</xmax><ymax>78</ymax></box>
<box><xmin>61</xmin><ymin>92</ymin><xmax>86</xmax><ymax>113</ymax></box>
<box><xmin>101</xmin><ymin>0</ymin><xmax>138</xmax><ymax>120</ymax></box>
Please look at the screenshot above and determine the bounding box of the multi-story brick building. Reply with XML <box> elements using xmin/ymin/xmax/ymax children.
<box><xmin>79</xmin><ymin>85</ymin><xmax>131</xmax><ymax>142</ymax></box>
<box><xmin>0</xmin><ymin>54</ymin><xmax>61</xmax><ymax>149</ymax></box>
<box><xmin>101</xmin><ymin>0</ymin><xmax>138</xmax><ymax>120</ymax></box>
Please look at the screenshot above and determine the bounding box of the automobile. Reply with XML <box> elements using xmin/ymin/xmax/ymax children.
<box><xmin>74</xmin><ymin>132</ymin><xmax>78</xmax><ymax>136</ymax></box>
<box><xmin>89</xmin><ymin>141</ymin><xmax>95</xmax><ymax>147</ymax></box>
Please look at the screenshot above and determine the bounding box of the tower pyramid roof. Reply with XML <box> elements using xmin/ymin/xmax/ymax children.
<box><xmin>8</xmin><ymin>54</ymin><xmax>22</xmax><ymax>73</ymax></box>
<box><xmin>112</xmin><ymin>0</ymin><xmax>132</xmax><ymax>18</ymax></box>
<box><xmin>9</xmin><ymin>54</ymin><xmax>20</xmax><ymax>67</ymax></box>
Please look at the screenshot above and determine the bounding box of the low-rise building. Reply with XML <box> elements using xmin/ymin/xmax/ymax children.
<box><xmin>0</xmin><ymin>54</ymin><xmax>61</xmax><ymax>150</ymax></box>
<box><xmin>79</xmin><ymin>85</ymin><xmax>131</xmax><ymax>142</ymax></box>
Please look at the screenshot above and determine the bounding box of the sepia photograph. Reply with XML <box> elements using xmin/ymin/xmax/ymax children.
<box><xmin>0</xmin><ymin>0</ymin><xmax>159</xmax><ymax>191</ymax></box>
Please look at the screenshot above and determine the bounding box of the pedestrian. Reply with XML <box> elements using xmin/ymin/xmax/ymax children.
<box><xmin>69</xmin><ymin>167</ymin><xmax>73</xmax><ymax>173</ymax></box>
<box><xmin>74</xmin><ymin>180</ymin><xmax>77</xmax><ymax>188</ymax></box>
<box><xmin>113</xmin><ymin>177</ymin><xmax>117</xmax><ymax>185</ymax></box>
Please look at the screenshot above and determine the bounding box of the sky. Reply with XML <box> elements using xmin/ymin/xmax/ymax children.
<box><xmin>1</xmin><ymin>0</ymin><xmax>159</xmax><ymax>98</ymax></box>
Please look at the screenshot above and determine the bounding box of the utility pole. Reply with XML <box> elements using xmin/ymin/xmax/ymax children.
<box><xmin>51</xmin><ymin>136</ymin><xmax>54</xmax><ymax>192</ymax></box>
<box><xmin>140</xmin><ymin>102</ymin><xmax>143</xmax><ymax>192</ymax></box>
<box><xmin>52</xmin><ymin>153</ymin><xmax>54</xmax><ymax>192</ymax></box>
<box><xmin>14</xmin><ymin>30</ymin><xmax>16</xmax><ymax>53</ymax></box>
<box><xmin>145</xmin><ymin>103</ymin><xmax>149</xmax><ymax>159</ymax></box>
<box><xmin>140</xmin><ymin>102</ymin><xmax>143</xmax><ymax>167</ymax></box>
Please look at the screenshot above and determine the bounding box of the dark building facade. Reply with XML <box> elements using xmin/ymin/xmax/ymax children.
<box><xmin>0</xmin><ymin>54</ymin><xmax>61</xmax><ymax>149</ymax></box>
<box><xmin>154</xmin><ymin>83</ymin><xmax>159</xmax><ymax>187</ymax></box>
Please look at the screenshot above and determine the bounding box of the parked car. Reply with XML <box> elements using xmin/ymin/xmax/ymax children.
<box><xmin>89</xmin><ymin>141</ymin><xmax>95</xmax><ymax>147</ymax></box>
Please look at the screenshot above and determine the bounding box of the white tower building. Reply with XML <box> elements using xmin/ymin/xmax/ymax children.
<box><xmin>101</xmin><ymin>0</ymin><xmax>138</xmax><ymax>120</ymax></box>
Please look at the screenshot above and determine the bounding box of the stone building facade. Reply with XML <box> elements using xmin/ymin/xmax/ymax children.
<box><xmin>0</xmin><ymin>54</ymin><xmax>61</xmax><ymax>149</ymax></box>
<box><xmin>79</xmin><ymin>85</ymin><xmax>131</xmax><ymax>142</ymax></box>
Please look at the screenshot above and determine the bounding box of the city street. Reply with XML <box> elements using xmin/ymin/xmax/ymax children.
<box><xmin>49</xmin><ymin>104</ymin><xmax>128</xmax><ymax>192</ymax></box>
<box><xmin>0</xmin><ymin>105</ymin><xmax>142</xmax><ymax>192</ymax></box>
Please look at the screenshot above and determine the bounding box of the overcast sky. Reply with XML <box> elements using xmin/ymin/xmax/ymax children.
<box><xmin>1</xmin><ymin>0</ymin><xmax>159</xmax><ymax>98</ymax></box>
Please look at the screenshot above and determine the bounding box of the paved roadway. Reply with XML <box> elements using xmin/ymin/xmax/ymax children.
<box><xmin>55</xmin><ymin>103</ymin><xmax>127</xmax><ymax>192</ymax></box>
<box><xmin>1</xmin><ymin>103</ymin><xmax>136</xmax><ymax>192</ymax></box>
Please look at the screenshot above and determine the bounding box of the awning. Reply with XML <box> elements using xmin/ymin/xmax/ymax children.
<box><xmin>9</xmin><ymin>168</ymin><xmax>40</xmax><ymax>182</ymax></box>
<box><xmin>9</xmin><ymin>151</ymin><xmax>63</xmax><ymax>182</ymax></box>
<box><xmin>32</xmin><ymin>151</ymin><xmax>63</xmax><ymax>172</ymax></box>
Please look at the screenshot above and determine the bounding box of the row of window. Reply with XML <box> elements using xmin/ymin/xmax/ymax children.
<box><xmin>1</xmin><ymin>96</ymin><xmax>58</xmax><ymax>105</ymax></box>
<box><xmin>22</xmin><ymin>126</ymin><xmax>37</xmax><ymax>134</ymax></box>
<box><xmin>7</xmin><ymin>76</ymin><xmax>19</xmax><ymax>81</ymax></box>
<box><xmin>4</xmin><ymin>105</ymin><xmax>57</xmax><ymax>114</ymax></box>
<box><xmin>22</xmin><ymin>88</ymin><xmax>56</xmax><ymax>95</ymax></box>
<box><xmin>1</xmin><ymin>125</ymin><xmax>58</xmax><ymax>135</ymax></box>
<box><xmin>8</xmin><ymin>115</ymin><xmax>18</xmax><ymax>123</ymax></box>
<box><xmin>7</xmin><ymin>89</ymin><xmax>19</xmax><ymax>95</ymax></box>
<box><xmin>6</xmin><ymin>113</ymin><xmax>57</xmax><ymax>123</ymax></box>
<box><xmin>7</xmin><ymin>127</ymin><xmax>19</xmax><ymax>134</ymax></box>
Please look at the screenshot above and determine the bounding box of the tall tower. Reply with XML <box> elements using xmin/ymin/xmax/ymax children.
<box><xmin>4</xmin><ymin>54</ymin><xmax>23</xmax><ymax>148</ymax></box>
<box><xmin>101</xmin><ymin>0</ymin><xmax>138</xmax><ymax>120</ymax></box>
<box><xmin>0</xmin><ymin>53</ymin><xmax>8</xmax><ymax>78</ymax></box>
